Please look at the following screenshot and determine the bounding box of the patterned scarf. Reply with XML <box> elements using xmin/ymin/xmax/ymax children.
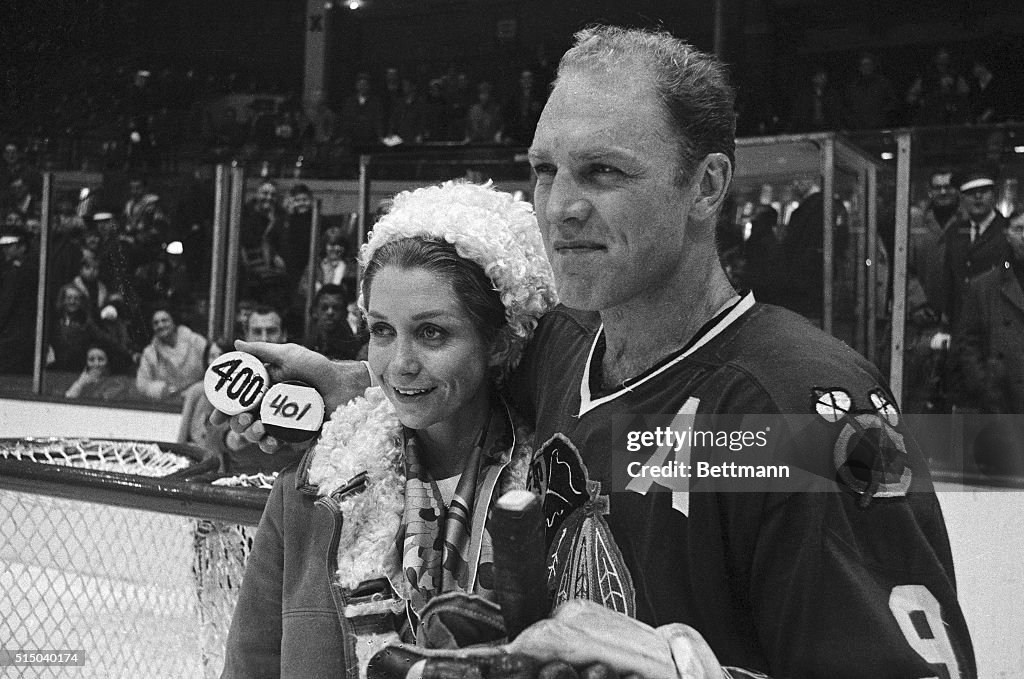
<box><xmin>400</xmin><ymin>405</ymin><xmax>513</xmax><ymax>615</ymax></box>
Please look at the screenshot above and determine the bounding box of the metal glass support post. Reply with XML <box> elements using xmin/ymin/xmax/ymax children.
<box><xmin>853</xmin><ymin>167</ymin><xmax>867</xmax><ymax>356</ymax></box>
<box><xmin>303</xmin><ymin>199</ymin><xmax>322</xmax><ymax>342</ymax></box>
<box><xmin>222</xmin><ymin>165</ymin><xmax>244</xmax><ymax>340</ymax></box>
<box><xmin>889</xmin><ymin>131</ymin><xmax>912</xmax><ymax>405</ymax></box>
<box><xmin>865</xmin><ymin>165</ymin><xmax>879</xmax><ymax>365</ymax></box>
<box><xmin>821</xmin><ymin>137</ymin><xmax>835</xmax><ymax>336</ymax></box>
<box><xmin>356</xmin><ymin>154</ymin><xmax>371</xmax><ymax>291</ymax></box>
<box><xmin>207</xmin><ymin>165</ymin><xmax>230</xmax><ymax>341</ymax></box>
<box><xmin>32</xmin><ymin>173</ymin><xmax>53</xmax><ymax>395</ymax></box>
<box><xmin>357</xmin><ymin>154</ymin><xmax>371</xmax><ymax>248</ymax></box>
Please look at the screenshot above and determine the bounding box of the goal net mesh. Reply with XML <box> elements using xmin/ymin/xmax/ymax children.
<box><xmin>0</xmin><ymin>438</ymin><xmax>270</xmax><ymax>678</ymax></box>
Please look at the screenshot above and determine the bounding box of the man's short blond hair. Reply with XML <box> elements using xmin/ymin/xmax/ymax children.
<box><xmin>557</xmin><ymin>25</ymin><xmax>737</xmax><ymax>182</ymax></box>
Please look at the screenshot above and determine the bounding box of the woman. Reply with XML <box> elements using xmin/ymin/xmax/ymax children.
<box><xmin>64</xmin><ymin>344</ymin><xmax>131</xmax><ymax>401</ymax></box>
<box><xmin>222</xmin><ymin>181</ymin><xmax>557</xmax><ymax>678</ymax></box>
<box><xmin>298</xmin><ymin>226</ymin><xmax>358</xmax><ymax>297</ymax></box>
<box><xmin>177</xmin><ymin>337</ymin><xmax>231</xmax><ymax>449</ymax></box>
<box><xmin>135</xmin><ymin>306</ymin><xmax>207</xmax><ymax>401</ymax></box>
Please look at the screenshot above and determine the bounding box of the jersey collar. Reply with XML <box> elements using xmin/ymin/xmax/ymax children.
<box><xmin>577</xmin><ymin>291</ymin><xmax>755</xmax><ymax>417</ymax></box>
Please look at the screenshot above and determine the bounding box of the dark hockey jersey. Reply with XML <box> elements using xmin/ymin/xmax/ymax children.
<box><xmin>513</xmin><ymin>294</ymin><xmax>975</xmax><ymax>678</ymax></box>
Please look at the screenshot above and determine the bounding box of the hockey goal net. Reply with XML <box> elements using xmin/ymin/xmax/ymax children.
<box><xmin>0</xmin><ymin>437</ymin><xmax>273</xmax><ymax>678</ymax></box>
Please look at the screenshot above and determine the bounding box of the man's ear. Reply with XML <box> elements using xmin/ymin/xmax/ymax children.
<box><xmin>690</xmin><ymin>153</ymin><xmax>733</xmax><ymax>222</ymax></box>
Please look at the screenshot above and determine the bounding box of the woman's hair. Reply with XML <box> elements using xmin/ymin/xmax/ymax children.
<box><xmin>204</xmin><ymin>336</ymin><xmax>232</xmax><ymax>365</ymax></box>
<box><xmin>321</xmin><ymin>227</ymin><xmax>348</xmax><ymax>255</ymax></box>
<box><xmin>149</xmin><ymin>304</ymin><xmax>176</xmax><ymax>325</ymax></box>
<box><xmin>86</xmin><ymin>343</ymin><xmax>108</xmax><ymax>359</ymax></box>
<box><xmin>359</xmin><ymin>181</ymin><xmax>558</xmax><ymax>380</ymax></box>
<box><xmin>362</xmin><ymin>238</ymin><xmax>505</xmax><ymax>344</ymax></box>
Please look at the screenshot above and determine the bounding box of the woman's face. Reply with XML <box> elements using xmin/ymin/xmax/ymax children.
<box><xmin>151</xmin><ymin>310</ymin><xmax>176</xmax><ymax>341</ymax></box>
<box><xmin>86</xmin><ymin>348</ymin><xmax>109</xmax><ymax>374</ymax></box>
<box><xmin>366</xmin><ymin>266</ymin><xmax>492</xmax><ymax>433</ymax></box>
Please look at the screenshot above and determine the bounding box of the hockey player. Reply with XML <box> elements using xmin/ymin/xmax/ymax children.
<box><xmin>219</xmin><ymin>25</ymin><xmax>975</xmax><ymax>678</ymax></box>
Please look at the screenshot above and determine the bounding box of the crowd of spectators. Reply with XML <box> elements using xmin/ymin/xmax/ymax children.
<box><xmin>717</xmin><ymin>164</ymin><xmax>1024</xmax><ymax>472</ymax></box>
<box><xmin>2</xmin><ymin>42</ymin><xmax>1022</xmax><ymax>454</ymax></box>
<box><xmin>3</xmin><ymin>44</ymin><xmax>1018</xmax><ymax>178</ymax></box>
<box><xmin>752</xmin><ymin>47</ymin><xmax>1019</xmax><ymax>134</ymax></box>
<box><xmin>3</xmin><ymin>57</ymin><xmax>552</xmax><ymax>176</ymax></box>
<box><xmin>1</xmin><ymin>54</ymin><xmax>300</xmax><ymax>169</ymax></box>
<box><xmin>0</xmin><ymin>156</ymin><xmax>369</xmax><ymax>409</ymax></box>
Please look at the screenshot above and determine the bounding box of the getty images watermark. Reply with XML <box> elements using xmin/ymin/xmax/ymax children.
<box><xmin>609</xmin><ymin>410</ymin><xmax>1024</xmax><ymax>495</ymax></box>
<box><xmin>623</xmin><ymin>424</ymin><xmax>785</xmax><ymax>481</ymax></box>
<box><xmin>606</xmin><ymin>410</ymin><xmax>968</xmax><ymax>496</ymax></box>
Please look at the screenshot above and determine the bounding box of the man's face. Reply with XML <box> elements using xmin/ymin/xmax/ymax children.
<box><xmin>97</xmin><ymin>218</ymin><xmax>117</xmax><ymax>239</ymax></box>
<box><xmin>129</xmin><ymin>180</ymin><xmax>144</xmax><ymax>199</ymax></box>
<box><xmin>928</xmin><ymin>172</ymin><xmax>958</xmax><ymax>209</ymax></box>
<box><xmin>246</xmin><ymin>311</ymin><xmax>285</xmax><ymax>343</ymax></box>
<box><xmin>3</xmin><ymin>145</ymin><xmax>17</xmax><ymax>165</ymax></box>
<box><xmin>1</xmin><ymin>240</ymin><xmax>23</xmax><ymax>263</ymax></box>
<box><xmin>256</xmin><ymin>183</ymin><xmax>276</xmax><ymax>207</ymax></box>
<box><xmin>291</xmin><ymin>192</ymin><xmax>312</xmax><ymax>214</ymax></box>
<box><xmin>62</xmin><ymin>288</ymin><xmax>84</xmax><ymax>313</ymax></box>
<box><xmin>313</xmin><ymin>293</ymin><xmax>345</xmax><ymax>330</ymax></box>
<box><xmin>961</xmin><ymin>185</ymin><xmax>996</xmax><ymax>222</ymax></box>
<box><xmin>1006</xmin><ymin>216</ymin><xmax>1024</xmax><ymax>261</ymax></box>
<box><xmin>529</xmin><ymin>62</ymin><xmax>696</xmax><ymax>311</ymax></box>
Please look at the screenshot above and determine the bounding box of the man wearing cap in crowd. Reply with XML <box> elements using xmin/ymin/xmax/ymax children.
<box><xmin>0</xmin><ymin>227</ymin><xmax>37</xmax><ymax>374</ymax></box>
<box><xmin>943</xmin><ymin>168</ymin><xmax>1008</xmax><ymax>327</ymax></box>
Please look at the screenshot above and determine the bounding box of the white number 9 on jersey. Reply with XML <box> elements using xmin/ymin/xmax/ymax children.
<box><xmin>889</xmin><ymin>584</ymin><xmax>961</xmax><ymax>678</ymax></box>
